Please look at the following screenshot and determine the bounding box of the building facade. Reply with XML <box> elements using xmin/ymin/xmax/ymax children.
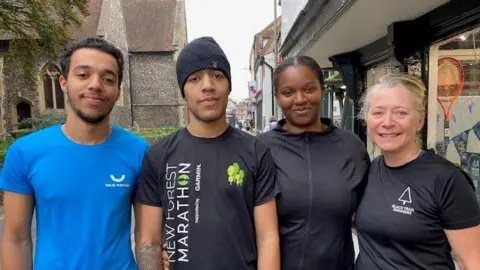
<box><xmin>226</xmin><ymin>98</ymin><xmax>237</xmax><ymax>126</ymax></box>
<box><xmin>249</xmin><ymin>17</ymin><xmax>282</xmax><ymax>132</ymax></box>
<box><xmin>235</xmin><ymin>100</ymin><xmax>248</xmax><ymax>126</ymax></box>
<box><xmin>0</xmin><ymin>0</ymin><xmax>188</xmax><ymax>135</ymax></box>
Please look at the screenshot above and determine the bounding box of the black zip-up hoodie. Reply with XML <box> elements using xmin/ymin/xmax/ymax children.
<box><xmin>258</xmin><ymin>118</ymin><xmax>370</xmax><ymax>270</ymax></box>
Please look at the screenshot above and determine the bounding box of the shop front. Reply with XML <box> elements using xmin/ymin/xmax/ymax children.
<box><xmin>279</xmin><ymin>0</ymin><xmax>480</xmax><ymax>202</ymax></box>
<box><xmin>334</xmin><ymin>1</ymin><xmax>480</xmax><ymax>202</ymax></box>
<box><xmin>360</xmin><ymin>25</ymin><xmax>480</xmax><ymax>200</ymax></box>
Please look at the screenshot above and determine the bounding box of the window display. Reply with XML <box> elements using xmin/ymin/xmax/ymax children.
<box><xmin>428</xmin><ymin>26</ymin><xmax>480</xmax><ymax>203</ymax></box>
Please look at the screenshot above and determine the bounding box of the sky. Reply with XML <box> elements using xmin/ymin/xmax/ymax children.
<box><xmin>184</xmin><ymin>0</ymin><xmax>281</xmax><ymax>102</ymax></box>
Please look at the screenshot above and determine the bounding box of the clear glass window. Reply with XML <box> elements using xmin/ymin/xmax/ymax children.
<box><xmin>428</xmin><ymin>26</ymin><xmax>480</xmax><ymax>203</ymax></box>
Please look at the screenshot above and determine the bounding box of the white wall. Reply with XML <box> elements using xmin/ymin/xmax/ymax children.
<box><xmin>256</xmin><ymin>52</ymin><xmax>277</xmax><ymax>126</ymax></box>
<box><xmin>265</xmin><ymin>52</ymin><xmax>276</xmax><ymax>120</ymax></box>
<box><xmin>261</xmin><ymin>66</ymin><xmax>273</xmax><ymax>125</ymax></box>
<box><xmin>280</xmin><ymin>0</ymin><xmax>309</xmax><ymax>44</ymax></box>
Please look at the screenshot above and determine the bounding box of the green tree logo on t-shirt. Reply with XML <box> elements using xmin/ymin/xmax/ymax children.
<box><xmin>227</xmin><ymin>163</ymin><xmax>245</xmax><ymax>186</ymax></box>
<box><xmin>178</xmin><ymin>174</ymin><xmax>190</xmax><ymax>186</ymax></box>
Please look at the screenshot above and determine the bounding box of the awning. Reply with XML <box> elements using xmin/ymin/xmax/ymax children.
<box><xmin>281</xmin><ymin>0</ymin><xmax>450</xmax><ymax>67</ymax></box>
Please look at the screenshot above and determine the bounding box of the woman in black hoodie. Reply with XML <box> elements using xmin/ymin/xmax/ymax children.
<box><xmin>258</xmin><ymin>55</ymin><xmax>369</xmax><ymax>270</ymax></box>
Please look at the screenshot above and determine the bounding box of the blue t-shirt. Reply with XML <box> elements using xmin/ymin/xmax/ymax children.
<box><xmin>0</xmin><ymin>124</ymin><xmax>149</xmax><ymax>270</ymax></box>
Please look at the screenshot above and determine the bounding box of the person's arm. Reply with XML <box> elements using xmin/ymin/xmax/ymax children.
<box><xmin>135</xmin><ymin>203</ymin><xmax>163</xmax><ymax>270</ymax></box>
<box><xmin>254</xmin><ymin>200</ymin><xmax>280</xmax><ymax>270</ymax></box>
<box><xmin>134</xmin><ymin>147</ymin><xmax>165</xmax><ymax>270</ymax></box>
<box><xmin>162</xmin><ymin>245</ymin><xmax>170</xmax><ymax>270</ymax></box>
<box><xmin>253</xmin><ymin>146</ymin><xmax>280</xmax><ymax>270</ymax></box>
<box><xmin>351</xmin><ymin>146</ymin><xmax>371</xmax><ymax>232</ymax></box>
<box><xmin>0</xmin><ymin>144</ymin><xmax>35</xmax><ymax>270</ymax></box>
<box><xmin>437</xmin><ymin>171</ymin><xmax>480</xmax><ymax>269</ymax></box>
<box><xmin>1</xmin><ymin>192</ymin><xmax>34</xmax><ymax>270</ymax></box>
<box><xmin>445</xmin><ymin>225</ymin><xmax>480</xmax><ymax>270</ymax></box>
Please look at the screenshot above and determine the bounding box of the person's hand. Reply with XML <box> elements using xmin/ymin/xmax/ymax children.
<box><xmin>162</xmin><ymin>245</ymin><xmax>170</xmax><ymax>270</ymax></box>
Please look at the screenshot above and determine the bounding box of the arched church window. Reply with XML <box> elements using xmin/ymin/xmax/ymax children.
<box><xmin>41</xmin><ymin>64</ymin><xmax>64</xmax><ymax>109</ymax></box>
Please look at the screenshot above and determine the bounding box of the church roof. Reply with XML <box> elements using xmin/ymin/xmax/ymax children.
<box><xmin>122</xmin><ymin>0</ymin><xmax>176</xmax><ymax>52</ymax></box>
<box><xmin>1</xmin><ymin>0</ymin><xmax>178</xmax><ymax>52</ymax></box>
<box><xmin>71</xmin><ymin>0</ymin><xmax>104</xmax><ymax>40</ymax></box>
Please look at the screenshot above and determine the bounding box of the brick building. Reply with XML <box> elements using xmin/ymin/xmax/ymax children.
<box><xmin>235</xmin><ymin>100</ymin><xmax>248</xmax><ymax>124</ymax></box>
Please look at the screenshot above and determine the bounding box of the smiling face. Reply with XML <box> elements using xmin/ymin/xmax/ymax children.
<box><xmin>183</xmin><ymin>69</ymin><xmax>229</xmax><ymax>123</ymax></box>
<box><xmin>60</xmin><ymin>48</ymin><xmax>120</xmax><ymax>125</ymax></box>
<box><xmin>366</xmin><ymin>86</ymin><xmax>424</xmax><ymax>154</ymax></box>
<box><xmin>276</xmin><ymin>65</ymin><xmax>322</xmax><ymax>128</ymax></box>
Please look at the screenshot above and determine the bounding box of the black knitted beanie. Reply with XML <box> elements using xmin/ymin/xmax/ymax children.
<box><xmin>176</xmin><ymin>36</ymin><xmax>231</xmax><ymax>98</ymax></box>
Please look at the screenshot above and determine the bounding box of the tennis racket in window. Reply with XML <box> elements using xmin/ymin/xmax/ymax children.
<box><xmin>437</xmin><ymin>57</ymin><xmax>465</xmax><ymax>143</ymax></box>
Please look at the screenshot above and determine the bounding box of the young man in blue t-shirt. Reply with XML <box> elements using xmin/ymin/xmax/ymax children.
<box><xmin>0</xmin><ymin>37</ymin><xmax>148</xmax><ymax>270</ymax></box>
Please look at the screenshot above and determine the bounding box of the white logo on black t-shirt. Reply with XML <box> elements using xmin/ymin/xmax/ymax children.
<box><xmin>398</xmin><ymin>187</ymin><xmax>412</xmax><ymax>205</ymax></box>
<box><xmin>392</xmin><ymin>187</ymin><xmax>415</xmax><ymax>215</ymax></box>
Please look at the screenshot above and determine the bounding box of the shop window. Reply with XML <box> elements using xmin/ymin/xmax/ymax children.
<box><xmin>428</xmin><ymin>26</ymin><xmax>480</xmax><ymax>204</ymax></box>
<box><xmin>364</xmin><ymin>62</ymin><xmax>402</xmax><ymax>159</ymax></box>
<box><xmin>323</xmin><ymin>70</ymin><xmax>354</xmax><ymax>132</ymax></box>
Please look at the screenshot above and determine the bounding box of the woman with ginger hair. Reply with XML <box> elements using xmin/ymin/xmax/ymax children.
<box><xmin>355</xmin><ymin>73</ymin><xmax>480</xmax><ymax>270</ymax></box>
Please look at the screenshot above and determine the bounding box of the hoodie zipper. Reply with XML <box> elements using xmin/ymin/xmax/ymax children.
<box><xmin>297</xmin><ymin>134</ymin><xmax>313</xmax><ymax>270</ymax></box>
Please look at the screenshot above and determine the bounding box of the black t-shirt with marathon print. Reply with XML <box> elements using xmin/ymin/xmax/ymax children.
<box><xmin>355</xmin><ymin>150</ymin><xmax>480</xmax><ymax>270</ymax></box>
<box><xmin>135</xmin><ymin>126</ymin><xmax>279</xmax><ymax>270</ymax></box>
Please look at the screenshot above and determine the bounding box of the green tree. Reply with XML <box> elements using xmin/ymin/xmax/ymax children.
<box><xmin>0</xmin><ymin>0</ymin><xmax>89</xmax><ymax>85</ymax></box>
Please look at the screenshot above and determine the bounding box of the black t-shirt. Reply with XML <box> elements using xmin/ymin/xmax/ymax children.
<box><xmin>135</xmin><ymin>126</ymin><xmax>279</xmax><ymax>270</ymax></box>
<box><xmin>258</xmin><ymin>118</ymin><xmax>370</xmax><ymax>270</ymax></box>
<box><xmin>355</xmin><ymin>150</ymin><xmax>480</xmax><ymax>270</ymax></box>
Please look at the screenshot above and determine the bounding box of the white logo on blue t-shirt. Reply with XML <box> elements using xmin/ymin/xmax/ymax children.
<box><xmin>106</xmin><ymin>174</ymin><xmax>129</xmax><ymax>188</ymax></box>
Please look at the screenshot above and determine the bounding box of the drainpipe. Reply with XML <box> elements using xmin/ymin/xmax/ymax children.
<box><xmin>273</xmin><ymin>0</ymin><xmax>278</xmax><ymax>69</ymax></box>
<box><xmin>128</xmin><ymin>53</ymin><xmax>135</xmax><ymax>128</ymax></box>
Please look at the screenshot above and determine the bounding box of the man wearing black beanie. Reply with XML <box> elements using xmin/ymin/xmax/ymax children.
<box><xmin>176</xmin><ymin>36</ymin><xmax>232</xmax><ymax>99</ymax></box>
<box><xmin>135</xmin><ymin>37</ymin><xmax>280</xmax><ymax>270</ymax></box>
